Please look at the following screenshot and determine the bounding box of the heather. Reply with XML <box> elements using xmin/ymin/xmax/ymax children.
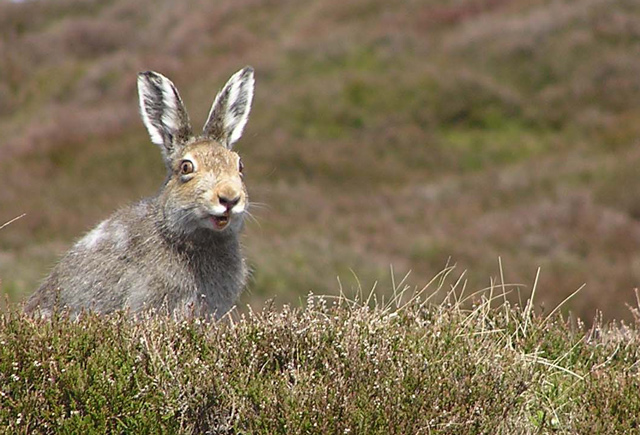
<box><xmin>2</xmin><ymin>269</ymin><xmax>639</xmax><ymax>433</ymax></box>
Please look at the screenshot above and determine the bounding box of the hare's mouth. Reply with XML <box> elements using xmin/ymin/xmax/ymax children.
<box><xmin>210</xmin><ymin>214</ymin><xmax>230</xmax><ymax>230</ymax></box>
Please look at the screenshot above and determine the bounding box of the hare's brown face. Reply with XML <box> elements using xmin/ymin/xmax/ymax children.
<box><xmin>166</xmin><ymin>140</ymin><xmax>247</xmax><ymax>232</ymax></box>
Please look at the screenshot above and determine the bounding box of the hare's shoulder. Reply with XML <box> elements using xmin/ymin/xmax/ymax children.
<box><xmin>73</xmin><ymin>200</ymin><xmax>158</xmax><ymax>254</ymax></box>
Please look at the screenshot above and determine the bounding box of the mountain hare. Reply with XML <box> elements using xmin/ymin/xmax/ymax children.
<box><xmin>25</xmin><ymin>67</ymin><xmax>255</xmax><ymax>319</ymax></box>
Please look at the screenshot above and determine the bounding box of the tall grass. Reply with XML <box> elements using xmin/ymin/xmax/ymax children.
<box><xmin>2</xmin><ymin>267</ymin><xmax>638</xmax><ymax>433</ymax></box>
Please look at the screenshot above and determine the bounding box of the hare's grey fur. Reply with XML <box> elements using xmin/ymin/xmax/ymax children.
<box><xmin>25</xmin><ymin>67</ymin><xmax>255</xmax><ymax>319</ymax></box>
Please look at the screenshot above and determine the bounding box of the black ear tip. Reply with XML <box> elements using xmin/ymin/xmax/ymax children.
<box><xmin>138</xmin><ymin>71</ymin><xmax>159</xmax><ymax>80</ymax></box>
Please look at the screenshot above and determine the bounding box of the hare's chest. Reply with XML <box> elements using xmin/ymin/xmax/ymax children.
<box><xmin>188</xmin><ymin>246</ymin><xmax>244</xmax><ymax>315</ymax></box>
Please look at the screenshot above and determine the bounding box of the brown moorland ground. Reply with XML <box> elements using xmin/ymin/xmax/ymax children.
<box><xmin>2</xmin><ymin>0</ymin><xmax>640</xmax><ymax>322</ymax></box>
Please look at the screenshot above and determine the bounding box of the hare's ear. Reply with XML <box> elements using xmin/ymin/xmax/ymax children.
<box><xmin>137</xmin><ymin>71</ymin><xmax>192</xmax><ymax>163</ymax></box>
<box><xmin>202</xmin><ymin>67</ymin><xmax>254</xmax><ymax>149</ymax></box>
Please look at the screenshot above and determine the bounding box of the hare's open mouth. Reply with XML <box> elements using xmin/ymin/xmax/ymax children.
<box><xmin>210</xmin><ymin>214</ymin><xmax>230</xmax><ymax>230</ymax></box>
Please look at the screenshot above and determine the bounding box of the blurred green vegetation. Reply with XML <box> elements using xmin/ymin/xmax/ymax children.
<box><xmin>2</xmin><ymin>0</ymin><xmax>640</xmax><ymax>321</ymax></box>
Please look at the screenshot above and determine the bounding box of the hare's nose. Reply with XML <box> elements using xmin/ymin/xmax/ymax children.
<box><xmin>219</xmin><ymin>194</ymin><xmax>240</xmax><ymax>210</ymax></box>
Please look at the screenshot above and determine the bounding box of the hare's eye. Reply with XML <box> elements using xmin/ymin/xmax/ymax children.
<box><xmin>180</xmin><ymin>160</ymin><xmax>194</xmax><ymax>175</ymax></box>
<box><xmin>238</xmin><ymin>159</ymin><xmax>244</xmax><ymax>175</ymax></box>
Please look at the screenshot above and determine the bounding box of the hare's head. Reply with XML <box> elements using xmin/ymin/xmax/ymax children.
<box><xmin>137</xmin><ymin>67</ymin><xmax>254</xmax><ymax>235</ymax></box>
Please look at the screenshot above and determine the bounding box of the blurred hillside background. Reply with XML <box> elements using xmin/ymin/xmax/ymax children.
<box><xmin>2</xmin><ymin>0</ymin><xmax>640</xmax><ymax>322</ymax></box>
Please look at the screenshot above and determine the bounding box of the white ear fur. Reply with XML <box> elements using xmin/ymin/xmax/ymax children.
<box><xmin>137</xmin><ymin>71</ymin><xmax>192</xmax><ymax>160</ymax></box>
<box><xmin>203</xmin><ymin>67</ymin><xmax>254</xmax><ymax>148</ymax></box>
<box><xmin>138</xmin><ymin>86</ymin><xmax>163</xmax><ymax>147</ymax></box>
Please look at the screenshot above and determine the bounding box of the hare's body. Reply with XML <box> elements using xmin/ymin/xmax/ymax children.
<box><xmin>26</xmin><ymin>199</ymin><xmax>245</xmax><ymax>317</ymax></box>
<box><xmin>26</xmin><ymin>67</ymin><xmax>255</xmax><ymax>318</ymax></box>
